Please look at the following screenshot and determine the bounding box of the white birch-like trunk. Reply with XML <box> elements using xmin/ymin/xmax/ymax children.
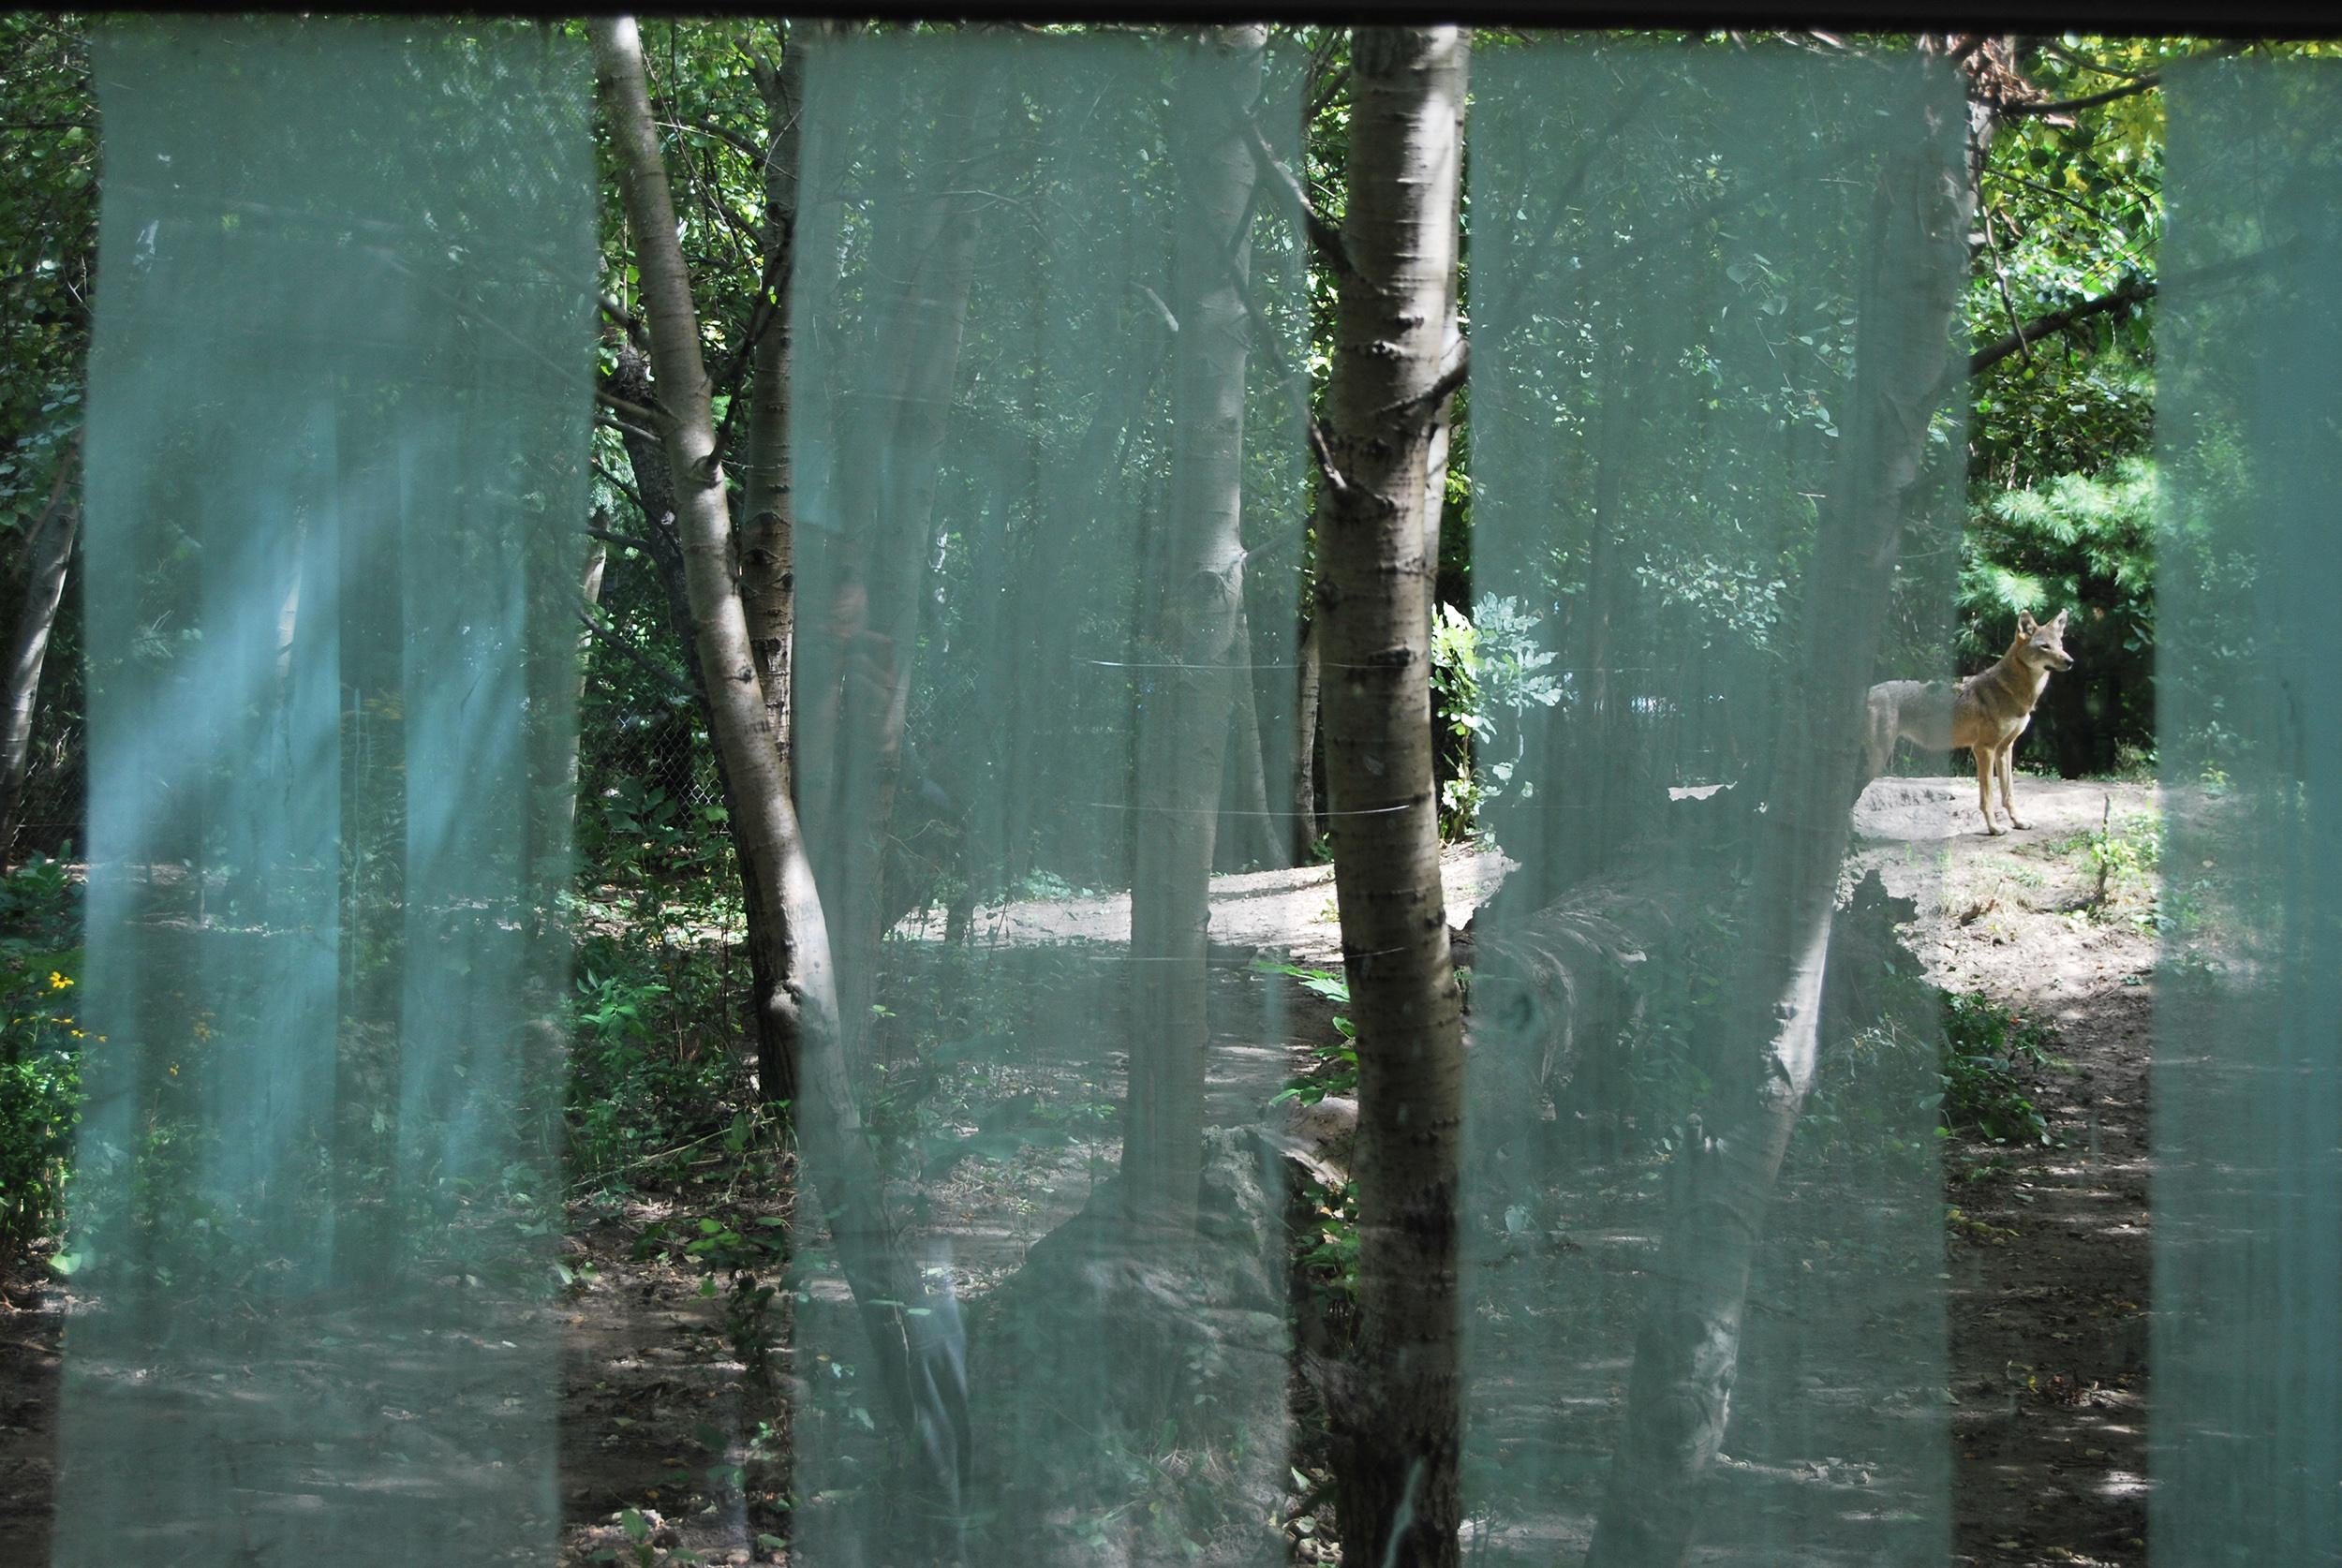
<box><xmin>1314</xmin><ymin>26</ymin><xmax>1471</xmax><ymax>1568</ymax></box>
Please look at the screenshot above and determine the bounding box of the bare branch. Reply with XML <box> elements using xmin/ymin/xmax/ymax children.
<box><xmin>2004</xmin><ymin>77</ymin><xmax>2160</xmax><ymax>118</ymax></box>
<box><xmin>1307</xmin><ymin>414</ymin><xmax>1350</xmax><ymax>498</ymax></box>
<box><xmin>1305</xmin><ymin>63</ymin><xmax>1350</xmax><ymax>122</ymax></box>
<box><xmin>1372</xmin><ymin>339</ymin><xmax>1469</xmax><ymax>421</ymax></box>
<box><xmin>1968</xmin><ymin>233</ymin><xmax>2305</xmax><ymax>379</ymax></box>
<box><xmin>1420</xmin><ymin>339</ymin><xmax>1469</xmax><ymax>412</ymax></box>
<box><xmin>575</xmin><ymin>602</ymin><xmax>691</xmax><ymax>697</ymax></box>
<box><xmin>599</xmin><ymin>293</ymin><xmax>650</xmax><ymax>352</ymax></box>
<box><xmin>1979</xmin><ymin>206</ymin><xmax>2037</xmax><ymax>372</ymax></box>
<box><xmin>593</xmin><ymin>403</ymin><xmax>664</xmax><ymax>449</ymax></box>
<box><xmin>1244</xmin><ymin>117</ymin><xmax>1354</xmax><ymax>279</ymax></box>
<box><xmin>591</xmin><ymin>456</ymin><xmax>648</xmax><ymax>517</ymax></box>
<box><xmin>1968</xmin><ymin>276</ymin><xmax>2152</xmax><ymax>377</ymax></box>
<box><xmin>2038</xmin><ymin>42</ymin><xmax>2155</xmax><ymax>82</ymax></box>
<box><xmin>585</xmin><ymin>524</ymin><xmax>652</xmax><ymax>554</ymax></box>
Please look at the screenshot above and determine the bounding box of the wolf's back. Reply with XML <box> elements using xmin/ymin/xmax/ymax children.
<box><xmin>1875</xmin><ymin>679</ymin><xmax>1959</xmax><ymax>750</ymax></box>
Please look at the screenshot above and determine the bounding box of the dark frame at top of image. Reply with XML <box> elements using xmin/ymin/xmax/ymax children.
<box><xmin>570</xmin><ymin>1</ymin><xmax>2338</xmax><ymax>39</ymax></box>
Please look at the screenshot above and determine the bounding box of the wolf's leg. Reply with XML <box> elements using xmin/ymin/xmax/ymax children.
<box><xmin>2000</xmin><ymin>745</ymin><xmax>2029</xmax><ymax>830</ymax></box>
<box><xmin>1976</xmin><ymin>747</ymin><xmax>2003</xmax><ymax>835</ymax></box>
<box><xmin>1855</xmin><ymin>696</ymin><xmax>1890</xmax><ymax>808</ymax></box>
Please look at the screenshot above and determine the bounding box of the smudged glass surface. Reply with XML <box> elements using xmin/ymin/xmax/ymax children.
<box><xmin>789</xmin><ymin>30</ymin><xmax>1306</xmax><ymax>1566</ymax></box>
<box><xmin>2154</xmin><ymin>57</ymin><xmax>2342</xmax><ymax>1568</ymax></box>
<box><xmin>62</xmin><ymin>21</ymin><xmax>590</xmax><ymax>1566</ymax></box>
<box><xmin>1461</xmin><ymin>42</ymin><xmax>1964</xmax><ymax>1565</ymax></box>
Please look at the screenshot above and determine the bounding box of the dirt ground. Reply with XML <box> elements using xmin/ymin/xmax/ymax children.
<box><xmin>0</xmin><ymin>786</ymin><xmax>2157</xmax><ymax>1565</ymax></box>
<box><xmin>1855</xmin><ymin>775</ymin><xmax>2159</xmax><ymax>1568</ymax></box>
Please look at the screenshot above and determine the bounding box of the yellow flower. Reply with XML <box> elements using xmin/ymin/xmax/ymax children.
<box><xmin>168</xmin><ymin>1063</ymin><xmax>179</xmax><ymax>1076</ymax></box>
<box><xmin>48</xmin><ymin>971</ymin><xmax>73</xmax><ymax>990</ymax></box>
<box><xmin>70</xmin><ymin>1029</ymin><xmax>84</xmax><ymax>1039</ymax></box>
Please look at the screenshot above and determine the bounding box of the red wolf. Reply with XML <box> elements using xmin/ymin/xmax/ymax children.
<box><xmin>1861</xmin><ymin>609</ymin><xmax>2074</xmax><ymax>836</ymax></box>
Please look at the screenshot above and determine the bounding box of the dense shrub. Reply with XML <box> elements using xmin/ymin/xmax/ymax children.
<box><xmin>0</xmin><ymin>854</ymin><xmax>82</xmax><ymax>1257</ymax></box>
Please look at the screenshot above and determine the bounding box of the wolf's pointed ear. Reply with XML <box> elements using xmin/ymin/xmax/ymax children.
<box><xmin>2017</xmin><ymin>611</ymin><xmax>2038</xmax><ymax>635</ymax></box>
<box><xmin>2051</xmin><ymin>608</ymin><xmax>2069</xmax><ymax>629</ymax></box>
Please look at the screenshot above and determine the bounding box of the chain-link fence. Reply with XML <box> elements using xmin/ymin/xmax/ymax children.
<box><xmin>577</xmin><ymin>694</ymin><xmax>724</xmax><ymax>813</ymax></box>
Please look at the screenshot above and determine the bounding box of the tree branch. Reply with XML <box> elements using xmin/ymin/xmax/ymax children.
<box><xmin>592</xmin><ymin>456</ymin><xmax>648</xmax><ymax>517</ymax></box>
<box><xmin>2038</xmin><ymin>42</ymin><xmax>2154</xmax><ymax>82</ymax></box>
<box><xmin>1968</xmin><ymin>276</ymin><xmax>2152</xmax><ymax>377</ymax></box>
<box><xmin>1979</xmin><ymin>207</ymin><xmax>2037</xmax><ymax>372</ymax></box>
<box><xmin>2003</xmin><ymin>76</ymin><xmax>2161</xmax><ymax>118</ymax></box>
<box><xmin>1306</xmin><ymin>63</ymin><xmax>1351</xmax><ymax>122</ymax></box>
<box><xmin>1244</xmin><ymin>118</ymin><xmax>1354</xmax><ymax>280</ymax></box>
<box><xmin>1307</xmin><ymin>414</ymin><xmax>1350</xmax><ymax>498</ymax></box>
<box><xmin>586</xmin><ymin>524</ymin><xmax>652</xmax><ymax>553</ymax></box>
<box><xmin>576</xmin><ymin>602</ymin><xmax>691</xmax><ymax>697</ymax></box>
<box><xmin>1416</xmin><ymin>340</ymin><xmax>1469</xmax><ymax>414</ymax></box>
<box><xmin>599</xmin><ymin>293</ymin><xmax>650</xmax><ymax>352</ymax></box>
<box><xmin>1967</xmin><ymin>231</ymin><xmax>2312</xmax><ymax>380</ymax></box>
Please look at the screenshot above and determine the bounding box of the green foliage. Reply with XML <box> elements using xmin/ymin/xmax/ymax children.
<box><xmin>1427</xmin><ymin>596</ymin><xmax>1562</xmax><ymax>839</ymax></box>
<box><xmin>1253</xmin><ymin>959</ymin><xmax>1362</xmax><ymax>1324</ymax></box>
<box><xmin>2065</xmin><ymin>803</ymin><xmax>2164</xmax><ymax>927</ymax></box>
<box><xmin>0</xmin><ymin>854</ymin><xmax>83</xmax><ymax>1257</ymax></box>
<box><xmin>1297</xmin><ymin>1172</ymin><xmax>1358</xmax><ymax>1318</ymax></box>
<box><xmin>0</xmin><ymin>18</ymin><xmax>95</xmax><ymax>525</ymax></box>
<box><xmin>567</xmin><ymin>933</ymin><xmax>755</xmax><ymax>1194</ymax></box>
<box><xmin>638</xmin><ymin>1205</ymin><xmax>791</xmax><ymax>1391</ymax></box>
<box><xmin>1254</xmin><ymin>960</ymin><xmax>1355</xmax><ymax>1106</ymax></box>
<box><xmin>1938</xmin><ymin>993</ymin><xmax>2060</xmax><ymax>1146</ymax></box>
<box><xmin>1964</xmin><ymin>459</ymin><xmax>2154</xmax><ymax>638</ymax></box>
<box><xmin>1963</xmin><ymin>457</ymin><xmax>2156</xmax><ymax>772</ymax></box>
<box><xmin>1967</xmin><ymin>39</ymin><xmax>2176</xmax><ymax>495</ymax></box>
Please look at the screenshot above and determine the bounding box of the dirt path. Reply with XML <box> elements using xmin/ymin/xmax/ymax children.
<box><xmin>0</xmin><ymin>799</ymin><xmax>2157</xmax><ymax>1567</ymax></box>
<box><xmin>897</xmin><ymin>840</ymin><xmax>1514</xmax><ymax>969</ymax></box>
<box><xmin>1855</xmin><ymin>775</ymin><xmax>2158</xmax><ymax>1568</ymax></box>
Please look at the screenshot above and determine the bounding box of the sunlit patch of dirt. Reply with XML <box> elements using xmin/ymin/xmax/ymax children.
<box><xmin>1855</xmin><ymin>774</ymin><xmax>2159</xmax><ymax>1568</ymax></box>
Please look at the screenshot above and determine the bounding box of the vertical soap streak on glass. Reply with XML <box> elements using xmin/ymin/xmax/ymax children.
<box><xmin>1463</xmin><ymin>42</ymin><xmax>1962</xmax><ymax>1563</ymax></box>
<box><xmin>2156</xmin><ymin>59</ymin><xmax>2342</xmax><ymax>1568</ymax></box>
<box><xmin>63</xmin><ymin>22</ymin><xmax>590</xmax><ymax>1566</ymax></box>
<box><xmin>790</xmin><ymin>30</ymin><xmax>1305</xmax><ymax>1565</ymax></box>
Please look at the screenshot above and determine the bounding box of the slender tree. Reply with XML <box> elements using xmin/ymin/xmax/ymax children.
<box><xmin>740</xmin><ymin>23</ymin><xmax>808</xmax><ymax>794</ymax></box>
<box><xmin>796</xmin><ymin>57</ymin><xmax>994</xmax><ymax>1067</ymax></box>
<box><xmin>1122</xmin><ymin>22</ymin><xmax>1268</xmax><ymax>1236</ymax></box>
<box><xmin>1582</xmin><ymin>43</ymin><xmax>1979</xmax><ymax>1568</ymax></box>
<box><xmin>1313</xmin><ymin>26</ymin><xmax>1470</xmax><ymax>1568</ymax></box>
<box><xmin>1291</xmin><ymin>614</ymin><xmax>1323</xmax><ymax>859</ymax></box>
<box><xmin>0</xmin><ymin>436</ymin><xmax>79</xmax><ymax>867</ymax></box>
<box><xmin>589</xmin><ymin>17</ymin><xmax>966</xmax><ymax>1501</ymax></box>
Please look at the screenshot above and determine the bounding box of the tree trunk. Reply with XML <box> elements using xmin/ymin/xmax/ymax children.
<box><xmin>1313</xmin><ymin>27</ymin><xmax>1471</xmax><ymax>1568</ymax></box>
<box><xmin>1420</xmin><ymin>96</ymin><xmax>1465</xmax><ymax>628</ymax></box>
<box><xmin>741</xmin><ymin>24</ymin><xmax>808</xmax><ymax>798</ymax></box>
<box><xmin>1291</xmin><ymin>613</ymin><xmax>1322</xmax><ymax>859</ymax></box>
<box><xmin>0</xmin><ymin>438</ymin><xmax>79</xmax><ymax>868</ymax></box>
<box><xmin>590</xmin><ymin>21</ymin><xmax>965</xmax><ymax>1503</ymax></box>
<box><xmin>1216</xmin><ymin>602</ymin><xmax>1282</xmax><ymax>871</ymax></box>
<box><xmin>1582</xmin><ymin>59</ymin><xmax>1974</xmax><ymax>1568</ymax></box>
<box><xmin>560</xmin><ymin>534</ymin><xmax>608</xmax><ymax>839</ymax></box>
<box><xmin>801</xmin><ymin>61</ymin><xmax>995</xmax><ymax>1080</ymax></box>
<box><xmin>1122</xmin><ymin>24</ymin><xmax>1267</xmax><ymax>1235</ymax></box>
